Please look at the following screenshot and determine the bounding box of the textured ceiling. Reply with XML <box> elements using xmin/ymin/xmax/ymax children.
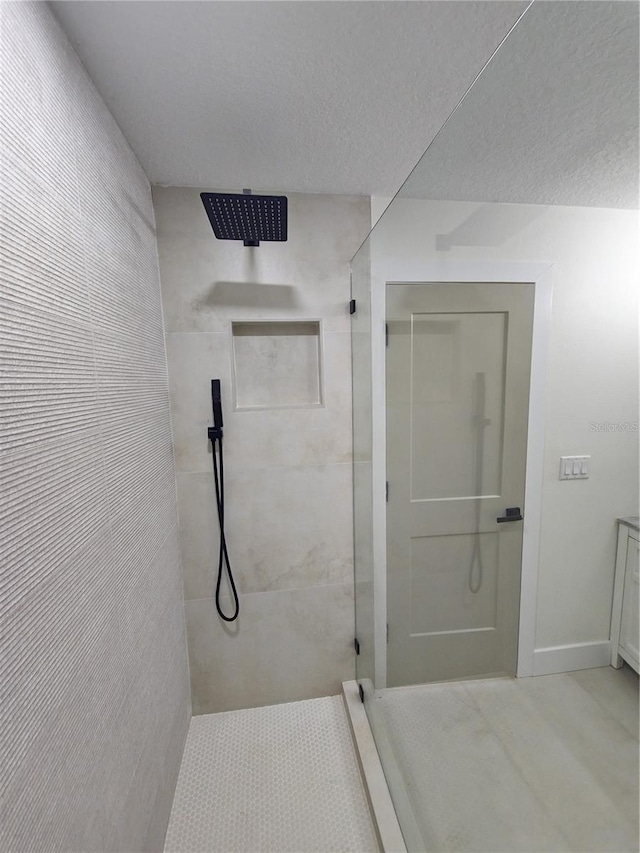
<box><xmin>400</xmin><ymin>0</ymin><xmax>639</xmax><ymax>208</ymax></box>
<box><xmin>50</xmin><ymin>0</ymin><xmax>526</xmax><ymax>196</ymax></box>
<box><xmin>51</xmin><ymin>1</ymin><xmax>638</xmax><ymax>207</ymax></box>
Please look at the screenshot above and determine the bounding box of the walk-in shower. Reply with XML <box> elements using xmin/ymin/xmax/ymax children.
<box><xmin>200</xmin><ymin>188</ymin><xmax>290</xmax><ymax>621</ymax></box>
<box><xmin>350</xmin><ymin>1</ymin><xmax>639</xmax><ymax>849</ymax></box>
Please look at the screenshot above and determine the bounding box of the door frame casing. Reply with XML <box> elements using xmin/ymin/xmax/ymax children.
<box><xmin>371</xmin><ymin>261</ymin><xmax>553</xmax><ymax>684</ymax></box>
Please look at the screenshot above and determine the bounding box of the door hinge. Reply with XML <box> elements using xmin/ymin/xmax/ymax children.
<box><xmin>358</xmin><ymin>683</ymin><xmax>365</xmax><ymax>703</ymax></box>
<box><xmin>386</xmin><ymin>623</ymin><xmax>389</xmax><ymax>643</ymax></box>
<box><xmin>386</xmin><ymin>481</ymin><xmax>389</xmax><ymax>502</ymax></box>
<box><xmin>349</xmin><ymin>298</ymin><xmax>356</xmax><ymax>315</ymax></box>
<box><xmin>385</xmin><ymin>323</ymin><xmax>389</xmax><ymax>347</ymax></box>
<box><xmin>354</xmin><ymin>637</ymin><xmax>360</xmax><ymax>656</ymax></box>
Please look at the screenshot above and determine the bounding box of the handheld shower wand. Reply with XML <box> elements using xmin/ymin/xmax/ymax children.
<box><xmin>208</xmin><ymin>380</ymin><xmax>239</xmax><ymax>622</ymax></box>
<box><xmin>210</xmin><ymin>379</ymin><xmax>224</xmax><ymax>439</ymax></box>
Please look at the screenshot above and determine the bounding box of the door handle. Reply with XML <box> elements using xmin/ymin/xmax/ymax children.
<box><xmin>497</xmin><ymin>507</ymin><xmax>523</xmax><ymax>523</ymax></box>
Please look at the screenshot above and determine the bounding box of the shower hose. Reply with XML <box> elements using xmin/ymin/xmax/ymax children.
<box><xmin>469</xmin><ymin>372</ymin><xmax>488</xmax><ymax>595</ymax></box>
<box><xmin>211</xmin><ymin>434</ymin><xmax>240</xmax><ymax>622</ymax></box>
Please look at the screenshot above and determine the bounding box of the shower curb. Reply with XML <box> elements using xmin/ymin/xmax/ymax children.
<box><xmin>341</xmin><ymin>681</ymin><xmax>407</xmax><ymax>853</ymax></box>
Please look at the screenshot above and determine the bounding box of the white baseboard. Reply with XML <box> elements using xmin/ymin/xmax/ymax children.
<box><xmin>532</xmin><ymin>640</ymin><xmax>612</xmax><ymax>676</ymax></box>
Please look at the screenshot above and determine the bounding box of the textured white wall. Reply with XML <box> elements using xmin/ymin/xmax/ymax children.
<box><xmin>368</xmin><ymin>197</ymin><xmax>639</xmax><ymax>653</ymax></box>
<box><xmin>153</xmin><ymin>186</ymin><xmax>370</xmax><ymax>713</ymax></box>
<box><xmin>0</xmin><ymin>4</ymin><xmax>190</xmax><ymax>850</ymax></box>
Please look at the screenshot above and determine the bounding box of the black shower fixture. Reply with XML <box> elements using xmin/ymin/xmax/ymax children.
<box><xmin>200</xmin><ymin>189</ymin><xmax>288</xmax><ymax>247</ymax></box>
<box><xmin>207</xmin><ymin>380</ymin><xmax>239</xmax><ymax>622</ymax></box>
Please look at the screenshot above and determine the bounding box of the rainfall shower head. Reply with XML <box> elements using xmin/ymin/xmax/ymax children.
<box><xmin>200</xmin><ymin>190</ymin><xmax>288</xmax><ymax>247</ymax></box>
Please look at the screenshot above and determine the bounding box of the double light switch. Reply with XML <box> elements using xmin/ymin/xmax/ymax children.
<box><xmin>559</xmin><ymin>455</ymin><xmax>590</xmax><ymax>480</ymax></box>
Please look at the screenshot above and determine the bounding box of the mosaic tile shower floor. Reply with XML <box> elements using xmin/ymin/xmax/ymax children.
<box><xmin>164</xmin><ymin>695</ymin><xmax>378</xmax><ymax>852</ymax></box>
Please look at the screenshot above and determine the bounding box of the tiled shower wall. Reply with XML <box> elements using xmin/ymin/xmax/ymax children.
<box><xmin>0</xmin><ymin>4</ymin><xmax>190</xmax><ymax>850</ymax></box>
<box><xmin>154</xmin><ymin>187</ymin><xmax>370</xmax><ymax>713</ymax></box>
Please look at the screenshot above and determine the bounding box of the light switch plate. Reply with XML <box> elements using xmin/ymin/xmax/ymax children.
<box><xmin>559</xmin><ymin>455</ymin><xmax>590</xmax><ymax>480</ymax></box>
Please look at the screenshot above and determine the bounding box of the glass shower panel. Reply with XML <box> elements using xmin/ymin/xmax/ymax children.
<box><xmin>385</xmin><ymin>283</ymin><xmax>532</xmax><ymax>688</ymax></box>
<box><xmin>409</xmin><ymin>312</ymin><xmax>506</xmax><ymax>502</ymax></box>
<box><xmin>351</xmin><ymin>241</ymin><xmax>374</xmax><ymax>688</ymax></box>
<box><xmin>350</xmin><ymin>1</ymin><xmax>638</xmax><ymax>850</ymax></box>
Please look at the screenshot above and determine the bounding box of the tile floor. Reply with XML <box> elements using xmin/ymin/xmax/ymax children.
<box><xmin>164</xmin><ymin>695</ymin><xmax>378</xmax><ymax>852</ymax></box>
<box><xmin>376</xmin><ymin>665</ymin><xmax>639</xmax><ymax>852</ymax></box>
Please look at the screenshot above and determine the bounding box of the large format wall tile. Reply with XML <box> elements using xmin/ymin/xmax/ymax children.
<box><xmin>177</xmin><ymin>462</ymin><xmax>353</xmax><ymax>600</ymax></box>
<box><xmin>185</xmin><ymin>584</ymin><xmax>356</xmax><ymax>713</ymax></box>
<box><xmin>0</xmin><ymin>5</ymin><xmax>189</xmax><ymax>851</ymax></box>
<box><xmin>154</xmin><ymin>187</ymin><xmax>369</xmax><ymax>262</ymax></box>
<box><xmin>167</xmin><ymin>330</ymin><xmax>352</xmax><ymax>473</ymax></box>
<box><xmin>165</xmin><ymin>332</ymin><xmax>230</xmax><ymax>473</ymax></box>
<box><xmin>157</xmin><ymin>235</ymin><xmax>352</xmax><ymax>334</ymax></box>
<box><xmin>155</xmin><ymin>186</ymin><xmax>370</xmax><ymax>712</ymax></box>
<box><xmin>154</xmin><ymin>188</ymin><xmax>369</xmax><ymax>337</ymax></box>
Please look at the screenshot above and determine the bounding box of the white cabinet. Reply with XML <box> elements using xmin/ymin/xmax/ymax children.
<box><xmin>611</xmin><ymin>518</ymin><xmax>639</xmax><ymax>674</ymax></box>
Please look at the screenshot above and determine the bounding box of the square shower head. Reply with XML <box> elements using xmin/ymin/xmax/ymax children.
<box><xmin>200</xmin><ymin>192</ymin><xmax>288</xmax><ymax>246</ymax></box>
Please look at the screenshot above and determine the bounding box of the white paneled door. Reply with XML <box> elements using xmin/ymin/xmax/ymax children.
<box><xmin>386</xmin><ymin>282</ymin><xmax>534</xmax><ymax>686</ymax></box>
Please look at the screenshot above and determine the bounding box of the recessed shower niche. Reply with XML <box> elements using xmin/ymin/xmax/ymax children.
<box><xmin>231</xmin><ymin>320</ymin><xmax>323</xmax><ymax>410</ymax></box>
